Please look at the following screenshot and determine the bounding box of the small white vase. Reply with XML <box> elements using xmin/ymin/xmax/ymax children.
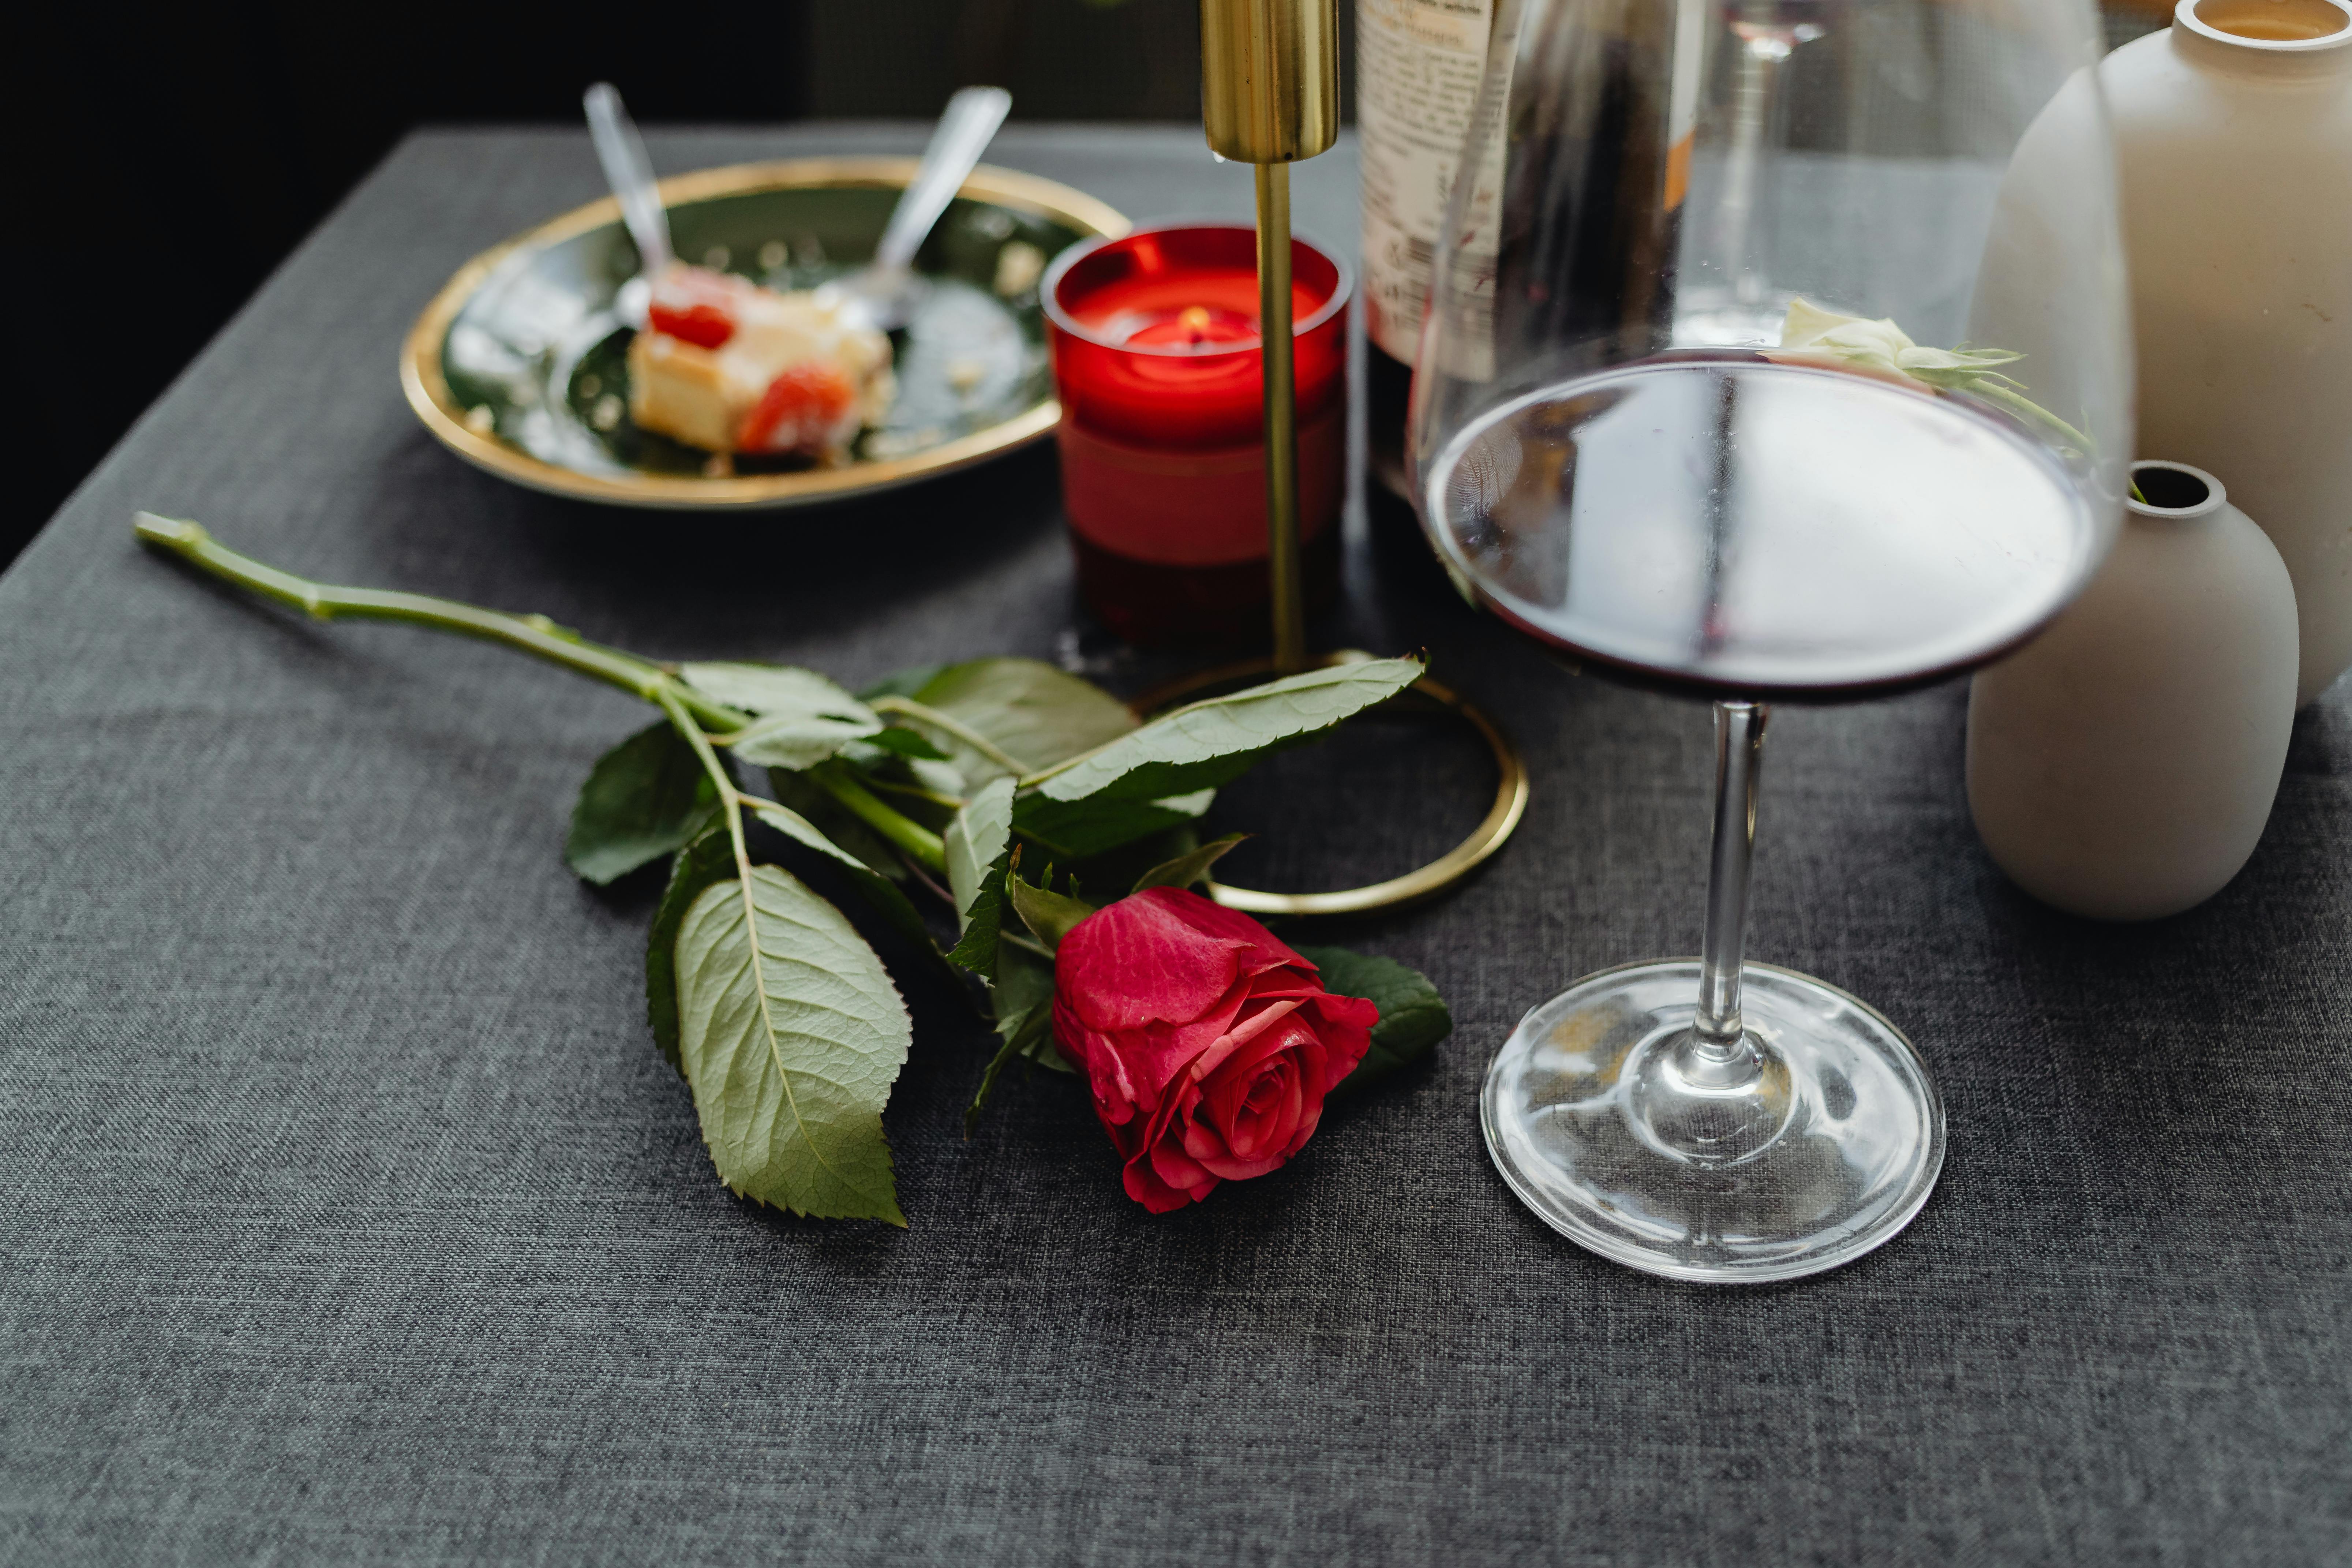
<box><xmin>1967</xmin><ymin>461</ymin><xmax>2299</xmax><ymax>921</ymax></box>
<box><xmin>2102</xmin><ymin>0</ymin><xmax>2352</xmax><ymax>706</ymax></box>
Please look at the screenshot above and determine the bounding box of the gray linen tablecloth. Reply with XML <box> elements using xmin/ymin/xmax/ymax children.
<box><xmin>2</xmin><ymin>125</ymin><xmax>2346</xmax><ymax>1567</ymax></box>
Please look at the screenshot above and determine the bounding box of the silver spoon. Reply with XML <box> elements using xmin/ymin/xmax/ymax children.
<box><xmin>586</xmin><ymin>82</ymin><xmax>1010</xmax><ymax>334</ymax></box>
<box><xmin>583</xmin><ymin>82</ymin><xmax>673</xmax><ymax>329</ymax></box>
<box><xmin>820</xmin><ymin>86</ymin><xmax>1013</xmax><ymax>332</ymax></box>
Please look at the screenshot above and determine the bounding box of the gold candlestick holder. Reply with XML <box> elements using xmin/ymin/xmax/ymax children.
<box><xmin>1201</xmin><ymin>0</ymin><xmax>1336</xmax><ymax>674</ymax></box>
<box><xmin>1175</xmin><ymin>0</ymin><xmax>1526</xmax><ymax>917</ymax></box>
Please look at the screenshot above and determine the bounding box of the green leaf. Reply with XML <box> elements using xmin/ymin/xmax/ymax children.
<box><xmin>857</xmin><ymin>664</ymin><xmax>947</xmax><ymax>701</ymax></box>
<box><xmin>767</xmin><ymin>766</ymin><xmax>905</xmax><ymax>877</ymax></box>
<box><xmin>645</xmin><ymin>823</ymin><xmax>738</xmax><ymax>1071</ymax></box>
<box><xmin>729</xmin><ymin>711</ymin><xmax>886</xmax><ymax>770</ymax></box>
<box><xmin>843</xmin><ymin>735</ymin><xmax>969</xmax><ymax>797</ymax></box>
<box><xmin>682</xmin><ymin>661</ymin><xmax>874</xmax><ymax>721</ymax></box>
<box><xmin>864</xmin><ymin>727</ymin><xmax>951</xmax><ymax>761</ymax></box>
<box><xmin>988</xmin><ymin>938</ymin><xmax>1067</xmax><ymax>1077</ymax></box>
<box><xmin>1131</xmin><ymin>833</ymin><xmax>1247</xmax><ymax>894</ymax></box>
<box><xmin>748</xmin><ymin>801</ymin><xmax>945</xmax><ymax>974</ymax></box>
<box><xmin>905</xmin><ymin>756</ymin><xmax>968</xmax><ymax>797</ymax></box>
<box><xmin>674</xmin><ymin>865</ymin><xmax>911</xmax><ymax>1224</ymax></box>
<box><xmin>945</xmin><ymin>858</ymin><xmax>1009</xmax><ymax>975</ymax></box>
<box><xmin>683</xmin><ymin>662</ymin><xmax>884</xmax><ymax>770</ymax></box>
<box><xmin>1007</xmin><ymin>864</ymin><xmax>1095</xmax><ymax>953</ymax></box>
<box><xmin>566</xmin><ymin>721</ymin><xmax>719</xmax><ymax>885</ymax></box>
<box><xmin>1013</xmin><ymin>786</ymin><xmax>1215</xmax><ymax>860</ymax></box>
<box><xmin>942</xmin><ymin>779</ymin><xmax>1018</xmax><ymax>976</ymax></box>
<box><xmin>965</xmin><ymin>939</ymin><xmax>1073</xmax><ymax>1133</ymax></box>
<box><xmin>944</xmin><ymin>778</ymin><xmax>1016</xmax><ymax>935</ymax></box>
<box><xmin>1034</xmin><ymin>658</ymin><xmax>1425</xmax><ymax>805</ymax></box>
<box><xmin>1042</xmin><ymin>822</ymin><xmax>1202</xmax><ymax>905</ymax></box>
<box><xmin>991</xmin><ymin>937</ymin><xmax>1059</xmax><ymax>1037</ymax></box>
<box><xmin>992</xmin><ymin>940</ymin><xmax>1077</xmax><ymax>1072</ymax></box>
<box><xmin>1294</xmin><ymin>945</ymin><xmax>1453</xmax><ymax>1096</ymax></box>
<box><xmin>1024</xmin><ymin>1028</ymin><xmax>1074</xmax><ymax>1072</ymax></box>
<box><xmin>906</xmin><ymin>658</ymin><xmax>1136</xmax><ymax>783</ymax></box>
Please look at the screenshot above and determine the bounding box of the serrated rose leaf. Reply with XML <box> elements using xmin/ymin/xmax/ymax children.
<box><xmin>1011</xmin><ymin>787</ymin><xmax>1215</xmax><ymax>860</ymax></box>
<box><xmin>1035</xmin><ymin>658</ymin><xmax>1424</xmax><ymax>804</ymax></box>
<box><xmin>729</xmin><ymin>712</ymin><xmax>886</xmax><ymax>770</ymax></box>
<box><xmin>856</xmin><ymin>664</ymin><xmax>946</xmax><ymax>702</ymax></box>
<box><xmin>905</xmin><ymin>756</ymin><xmax>968</xmax><ymax>798</ymax></box>
<box><xmin>673</xmin><ymin>866</ymin><xmax>911</xmax><ymax>1224</ymax></box>
<box><xmin>864</xmin><ymin>726</ymin><xmax>951</xmax><ymax>761</ymax></box>
<box><xmin>645</xmin><ymin>823</ymin><xmax>736</xmax><ymax>1071</ymax></box>
<box><xmin>908</xmin><ymin>658</ymin><xmax>1136</xmax><ymax>783</ymax></box>
<box><xmin>748</xmin><ymin>802</ymin><xmax>944</xmax><ymax>974</ymax></box>
<box><xmin>944</xmin><ymin>778</ymin><xmax>1016</xmax><ymax>936</ymax></box>
<box><xmin>684</xmin><ymin>662</ymin><xmax>884</xmax><ymax>770</ymax></box>
<box><xmin>965</xmin><ymin>937</ymin><xmax>1072</xmax><ymax>1133</ymax></box>
<box><xmin>994</xmin><ymin>945</ymin><xmax>1071</xmax><ymax>1074</ymax></box>
<box><xmin>944</xmin><ymin>860</ymin><xmax>1008</xmax><ymax>976</ymax></box>
<box><xmin>566</xmin><ymin>721</ymin><xmax>718</xmax><ymax>885</ymax></box>
<box><xmin>1292</xmin><ymin>944</ymin><xmax>1452</xmax><ymax>1096</ymax></box>
<box><xmin>682</xmin><ymin>662</ymin><xmax>875</xmax><ymax>722</ymax></box>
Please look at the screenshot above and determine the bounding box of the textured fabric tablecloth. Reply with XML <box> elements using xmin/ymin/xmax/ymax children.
<box><xmin>3</xmin><ymin>126</ymin><xmax>2347</xmax><ymax>1567</ymax></box>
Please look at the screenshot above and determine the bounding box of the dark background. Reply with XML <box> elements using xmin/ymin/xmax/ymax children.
<box><xmin>14</xmin><ymin>0</ymin><xmax>2163</xmax><ymax>569</ymax></box>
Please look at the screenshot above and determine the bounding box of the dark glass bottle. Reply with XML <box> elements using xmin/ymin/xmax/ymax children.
<box><xmin>1356</xmin><ymin>0</ymin><xmax>1499</xmax><ymax>566</ymax></box>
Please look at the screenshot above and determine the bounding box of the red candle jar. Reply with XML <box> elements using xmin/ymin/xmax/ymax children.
<box><xmin>1044</xmin><ymin>222</ymin><xmax>1351</xmax><ymax>647</ymax></box>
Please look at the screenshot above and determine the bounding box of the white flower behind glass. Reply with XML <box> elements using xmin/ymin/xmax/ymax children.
<box><xmin>1772</xmin><ymin>298</ymin><xmax>2090</xmax><ymax>454</ymax></box>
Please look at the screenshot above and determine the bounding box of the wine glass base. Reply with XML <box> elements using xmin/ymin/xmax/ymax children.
<box><xmin>1482</xmin><ymin>959</ymin><xmax>1944</xmax><ymax>1283</ymax></box>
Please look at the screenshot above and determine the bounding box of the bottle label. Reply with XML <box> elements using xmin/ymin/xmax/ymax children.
<box><xmin>1358</xmin><ymin>0</ymin><xmax>1501</xmax><ymax>366</ymax></box>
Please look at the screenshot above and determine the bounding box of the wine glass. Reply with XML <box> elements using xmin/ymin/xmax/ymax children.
<box><xmin>1410</xmin><ymin>0</ymin><xmax>2131</xmax><ymax>1281</ymax></box>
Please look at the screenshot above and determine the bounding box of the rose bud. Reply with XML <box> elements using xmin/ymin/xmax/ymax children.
<box><xmin>1049</xmin><ymin>886</ymin><xmax>1378</xmax><ymax>1213</ymax></box>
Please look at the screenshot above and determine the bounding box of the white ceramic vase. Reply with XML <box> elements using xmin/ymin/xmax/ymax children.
<box><xmin>1967</xmin><ymin>461</ymin><xmax>2299</xmax><ymax>921</ymax></box>
<box><xmin>2104</xmin><ymin>0</ymin><xmax>2352</xmax><ymax>706</ymax></box>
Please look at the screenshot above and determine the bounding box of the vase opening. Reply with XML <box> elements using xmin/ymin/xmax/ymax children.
<box><xmin>2184</xmin><ymin>0</ymin><xmax>2352</xmax><ymax>43</ymax></box>
<box><xmin>2130</xmin><ymin>461</ymin><xmax>2226</xmax><ymax>517</ymax></box>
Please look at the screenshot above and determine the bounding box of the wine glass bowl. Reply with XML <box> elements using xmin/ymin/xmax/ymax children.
<box><xmin>1431</xmin><ymin>353</ymin><xmax>2101</xmax><ymax>699</ymax></box>
<box><xmin>1412</xmin><ymin>0</ymin><xmax>2131</xmax><ymax>1280</ymax></box>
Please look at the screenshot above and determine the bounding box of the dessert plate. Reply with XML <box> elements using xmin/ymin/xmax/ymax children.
<box><xmin>402</xmin><ymin>158</ymin><xmax>1127</xmax><ymax>509</ymax></box>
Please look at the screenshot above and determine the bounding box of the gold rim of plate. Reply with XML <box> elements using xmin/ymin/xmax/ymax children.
<box><xmin>400</xmin><ymin>157</ymin><xmax>1132</xmax><ymax>511</ymax></box>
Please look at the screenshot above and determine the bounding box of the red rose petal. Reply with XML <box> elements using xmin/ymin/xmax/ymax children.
<box><xmin>1057</xmin><ymin>889</ymin><xmax>1254</xmax><ymax>1032</ymax></box>
<box><xmin>1134</xmin><ymin>887</ymin><xmax>1316</xmax><ymax>978</ymax></box>
<box><xmin>1304</xmin><ymin>992</ymin><xmax>1379</xmax><ymax>1091</ymax></box>
<box><xmin>1181</xmin><ymin>996</ymin><xmax>1302</xmax><ymax>1086</ymax></box>
<box><xmin>1185</xmin><ymin>1021</ymin><xmax>1315</xmax><ymax>1178</ymax></box>
<box><xmin>1054</xmin><ymin>886</ymin><xmax>1391</xmax><ymax>1213</ymax></box>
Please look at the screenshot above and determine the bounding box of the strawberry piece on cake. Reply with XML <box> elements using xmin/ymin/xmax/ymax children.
<box><xmin>625</xmin><ymin>264</ymin><xmax>894</xmax><ymax>459</ymax></box>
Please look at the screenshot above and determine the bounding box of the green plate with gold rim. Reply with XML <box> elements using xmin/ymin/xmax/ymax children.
<box><xmin>401</xmin><ymin>157</ymin><xmax>1128</xmax><ymax>510</ymax></box>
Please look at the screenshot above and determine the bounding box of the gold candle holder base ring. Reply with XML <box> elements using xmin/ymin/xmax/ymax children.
<box><xmin>1131</xmin><ymin>651</ymin><xmax>1528</xmax><ymax>918</ymax></box>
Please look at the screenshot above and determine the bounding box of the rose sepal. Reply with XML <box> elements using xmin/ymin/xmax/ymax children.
<box><xmin>1004</xmin><ymin>855</ymin><xmax>1096</xmax><ymax>952</ymax></box>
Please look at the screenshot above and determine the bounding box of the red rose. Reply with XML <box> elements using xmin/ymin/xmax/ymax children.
<box><xmin>1050</xmin><ymin>886</ymin><xmax>1379</xmax><ymax>1212</ymax></box>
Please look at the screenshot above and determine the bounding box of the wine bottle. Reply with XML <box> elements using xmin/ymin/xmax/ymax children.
<box><xmin>1356</xmin><ymin>0</ymin><xmax>1500</xmax><ymax>526</ymax></box>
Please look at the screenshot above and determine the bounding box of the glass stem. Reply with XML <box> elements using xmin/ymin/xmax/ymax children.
<box><xmin>1695</xmin><ymin>700</ymin><xmax>1769</xmax><ymax>1060</ymax></box>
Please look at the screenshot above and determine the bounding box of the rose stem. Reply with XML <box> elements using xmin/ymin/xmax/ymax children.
<box><xmin>134</xmin><ymin>512</ymin><xmax>948</xmax><ymax>873</ymax></box>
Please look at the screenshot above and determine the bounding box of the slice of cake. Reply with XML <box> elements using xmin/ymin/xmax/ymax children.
<box><xmin>625</xmin><ymin>265</ymin><xmax>895</xmax><ymax>460</ymax></box>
